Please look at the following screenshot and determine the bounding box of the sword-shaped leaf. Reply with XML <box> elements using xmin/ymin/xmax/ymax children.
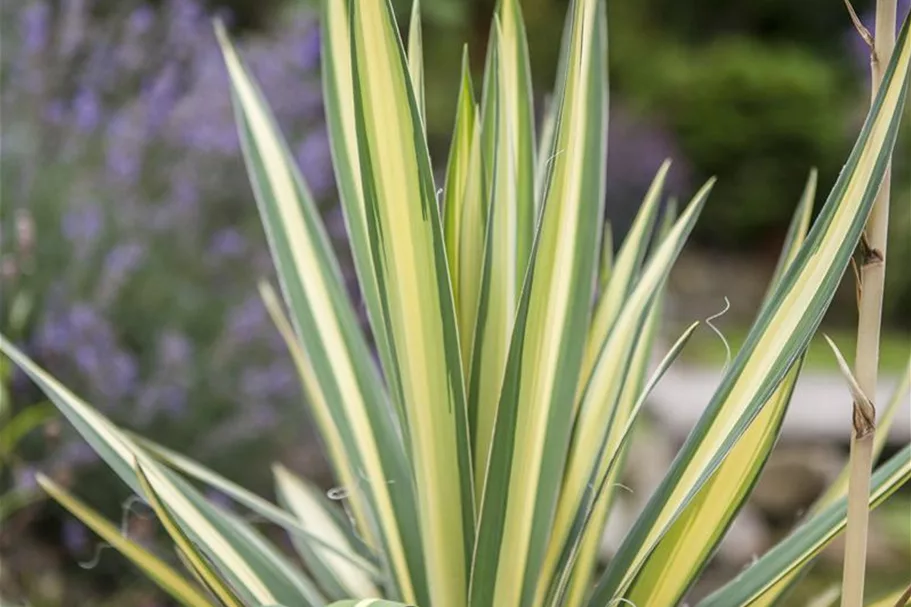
<box><xmin>621</xmin><ymin>168</ymin><xmax>817</xmax><ymax>607</ymax></box>
<box><xmin>539</xmin><ymin>181</ymin><xmax>710</xmax><ymax>598</ymax></box>
<box><xmin>38</xmin><ymin>475</ymin><xmax>214</xmax><ymax>607</ymax></box>
<box><xmin>218</xmin><ymin>22</ymin><xmax>427</xmax><ymax>602</ymax></box>
<box><xmin>274</xmin><ymin>465</ymin><xmax>381</xmax><ymax>600</ymax></box>
<box><xmin>469</xmin><ymin>1</ymin><xmax>607</xmax><ymax>604</ymax></box>
<box><xmin>590</xmin><ymin>16</ymin><xmax>911</xmax><ymax>603</ymax></box>
<box><xmin>347</xmin><ymin>1</ymin><xmax>474</xmax><ymax>604</ymax></box>
<box><xmin>697</xmin><ymin>444</ymin><xmax>911</xmax><ymax>607</ymax></box>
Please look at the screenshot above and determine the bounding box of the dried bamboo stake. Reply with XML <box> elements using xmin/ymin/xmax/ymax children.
<box><xmin>840</xmin><ymin>0</ymin><xmax>897</xmax><ymax>604</ymax></box>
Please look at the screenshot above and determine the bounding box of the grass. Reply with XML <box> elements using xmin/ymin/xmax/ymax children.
<box><xmin>679</xmin><ymin>325</ymin><xmax>910</xmax><ymax>373</ymax></box>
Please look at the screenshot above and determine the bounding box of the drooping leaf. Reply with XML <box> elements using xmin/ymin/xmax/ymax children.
<box><xmin>38</xmin><ymin>475</ymin><xmax>214</xmax><ymax>607</ymax></box>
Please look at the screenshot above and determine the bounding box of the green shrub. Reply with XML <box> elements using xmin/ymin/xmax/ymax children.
<box><xmin>632</xmin><ymin>39</ymin><xmax>849</xmax><ymax>247</ymax></box>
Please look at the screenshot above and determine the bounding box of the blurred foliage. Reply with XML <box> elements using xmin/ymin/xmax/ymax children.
<box><xmin>630</xmin><ymin>39</ymin><xmax>848</xmax><ymax>248</ymax></box>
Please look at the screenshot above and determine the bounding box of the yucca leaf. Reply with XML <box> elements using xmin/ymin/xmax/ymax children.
<box><xmin>558</xmin><ymin>305</ymin><xmax>652</xmax><ymax>607</ymax></box>
<box><xmin>0</xmin><ymin>337</ymin><xmax>142</xmax><ymax>495</ymax></box>
<box><xmin>596</xmin><ymin>223</ymin><xmax>613</xmax><ymax>293</ymax></box>
<box><xmin>137</xmin><ymin>456</ymin><xmax>327</xmax><ymax>606</ymax></box>
<box><xmin>321</xmin><ymin>0</ymin><xmax>397</xmax><ymax>426</ymax></box>
<box><xmin>407</xmin><ymin>0</ymin><xmax>424</xmax><ymax>121</ymax></box>
<box><xmin>580</xmin><ymin>161</ymin><xmax>668</xmax><ymax>384</ymax></box>
<box><xmin>865</xmin><ymin>586</ymin><xmax>911</xmax><ymax>607</ymax></box>
<box><xmin>620</xmin><ymin>167</ymin><xmax>817</xmax><ymax>606</ymax></box>
<box><xmin>259</xmin><ymin>283</ymin><xmax>425</xmax><ymax>602</ymax></box>
<box><xmin>217</xmin><ymin>22</ymin><xmax>428</xmax><ymax>603</ymax></box>
<box><xmin>468</xmin><ymin>0</ymin><xmax>608</xmax><ymax>604</ymax></box>
<box><xmin>468</xmin><ymin>21</ymin><xmax>519</xmax><ymax>488</ymax></box>
<box><xmin>135</xmin><ymin>434</ymin><xmax>379</xmax><ymax>576</ymax></box>
<box><xmin>539</xmin><ymin>181</ymin><xmax>710</xmax><ymax>597</ymax></box>
<box><xmin>348</xmin><ymin>1</ymin><xmax>474</xmax><ymax>603</ymax></box>
<box><xmin>134</xmin><ymin>461</ymin><xmax>246</xmax><ymax>607</ymax></box>
<box><xmin>765</xmin><ymin>169</ymin><xmax>817</xmax><ymax>295</ymax></box>
<box><xmin>749</xmin><ymin>360</ymin><xmax>910</xmax><ymax>607</ymax></box>
<box><xmin>697</xmin><ymin>444</ymin><xmax>911</xmax><ymax>607</ymax></box>
<box><xmin>38</xmin><ymin>475</ymin><xmax>214</xmax><ymax>607</ymax></box>
<box><xmin>534</xmin><ymin>94</ymin><xmax>557</xmax><ymax>206</ymax></box>
<box><xmin>590</xmin><ymin>16</ymin><xmax>911</xmax><ymax>602</ymax></box>
<box><xmin>0</xmin><ymin>338</ymin><xmax>318</xmax><ymax>606</ymax></box>
<box><xmin>492</xmin><ymin>0</ymin><xmax>536</xmax><ymax>271</ymax></box>
<box><xmin>274</xmin><ymin>465</ymin><xmax>381</xmax><ymax>600</ymax></box>
<box><xmin>547</xmin><ymin>321</ymin><xmax>701</xmax><ymax>607</ymax></box>
<box><xmin>443</xmin><ymin>47</ymin><xmax>485</xmax><ymax>366</ymax></box>
<box><xmin>561</xmin><ymin>198</ymin><xmax>680</xmax><ymax>607</ymax></box>
<box><xmin>328</xmin><ymin>600</ymin><xmax>413</xmax><ymax>607</ymax></box>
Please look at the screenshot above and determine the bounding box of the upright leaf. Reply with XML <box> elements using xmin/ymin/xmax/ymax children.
<box><xmin>321</xmin><ymin>0</ymin><xmax>398</xmax><ymax>427</ymax></box>
<box><xmin>218</xmin><ymin>23</ymin><xmax>427</xmax><ymax>602</ymax></box>
<box><xmin>620</xmin><ymin>167</ymin><xmax>817</xmax><ymax>607</ymax></box>
<box><xmin>561</xmin><ymin>199</ymin><xmax>681</xmax><ymax>607</ymax></box>
<box><xmin>348</xmin><ymin>1</ymin><xmax>474</xmax><ymax>604</ymax></box>
<box><xmin>443</xmin><ymin>47</ymin><xmax>485</xmax><ymax>368</ymax></box>
<box><xmin>539</xmin><ymin>182</ymin><xmax>711</xmax><ymax>597</ymax></box>
<box><xmin>468</xmin><ymin>22</ymin><xmax>518</xmax><ymax>488</ymax></box>
<box><xmin>492</xmin><ymin>0</ymin><xmax>536</xmax><ymax>274</ymax></box>
<box><xmin>469</xmin><ymin>1</ymin><xmax>608</xmax><ymax>604</ymax></box>
<box><xmin>407</xmin><ymin>0</ymin><xmax>424</xmax><ymax>121</ymax></box>
<box><xmin>580</xmin><ymin>161</ymin><xmax>669</xmax><ymax>385</ymax></box>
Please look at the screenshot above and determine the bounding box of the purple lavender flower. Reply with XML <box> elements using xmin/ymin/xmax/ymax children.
<box><xmin>143</xmin><ymin>63</ymin><xmax>179</xmax><ymax>129</ymax></box>
<box><xmin>127</xmin><ymin>4</ymin><xmax>155</xmax><ymax>35</ymax></box>
<box><xmin>105</xmin><ymin>112</ymin><xmax>144</xmax><ymax>183</ymax></box>
<box><xmin>207</xmin><ymin>228</ymin><xmax>247</xmax><ymax>260</ymax></box>
<box><xmin>20</xmin><ymin>2</ymin><xmax>51</xmax><ymax>55</ymax></box>
<box><xmin>3</xmin><ymin>0</ymin><xmax>332</xmax><ymax>528</ymax></box>
<box><xmin>44</xmin><ymin>100</ymin><xmax>66</xmax><ymax>125</ymax></box>
<box><xmin>62</xmin><ymin>203</ymin><xmax>104</xmax><ymax>248</ymax></box>
<box><xmin>57</xmin><ymin>0</ymin><xmax>88</xmax><ymax>60</ymax></box>
<box><xmin>158</xmin><ymin>331</ymin><xmax>192</xmax><ymax>368</ymax></box>
<box><xmin>108</xmin><ymin>352</ymin><xmax>139</xmax><ymax>400</ymax></box>
<box><xmin>35</xmin><ymin>311</ymin><xmax>73</xmax><ymax>353</ymax></box>
<box><xmin>97</xmin><ymin>242</ymin><xmax>146</xmax><ymax>302</ymax></box>
<box><xmin>13</xmin><ymin>465</ymin><xmax>38</xmax><ymax>491</ymax></box>
<box><xmin>297</xmin><ymin>127</ymin><xmax>335</xmax><ymax>197</ymax></box>
<box><xmin>62</xmin><ymin>519</ymin><xmax>90</xmax><ymax>554</ymax></box>
<box><xmin>225</xmin><ymin>296</ymin><xmax>268</xmax><ymax>345</ymax></box>
<box><xmin>297</xmin><ymin>26</ymin><xmax>322</xmax><ymax>71</ymax></box>
<box><xmin>72</xmin><ymin>88</ymin><xmax>101</xmax><ymax>132</ymax></box>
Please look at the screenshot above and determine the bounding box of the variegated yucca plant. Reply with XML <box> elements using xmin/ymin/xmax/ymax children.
<box><xmin>3</xmin><ymin>0</ymin><xmax>911</xmax><ymax>605</ymax></box>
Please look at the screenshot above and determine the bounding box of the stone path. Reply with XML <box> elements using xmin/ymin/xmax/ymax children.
<box><xmin>648</xmin><ymin>365</ymin><xmax>910</xmax><ymax>443</ymax></box>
